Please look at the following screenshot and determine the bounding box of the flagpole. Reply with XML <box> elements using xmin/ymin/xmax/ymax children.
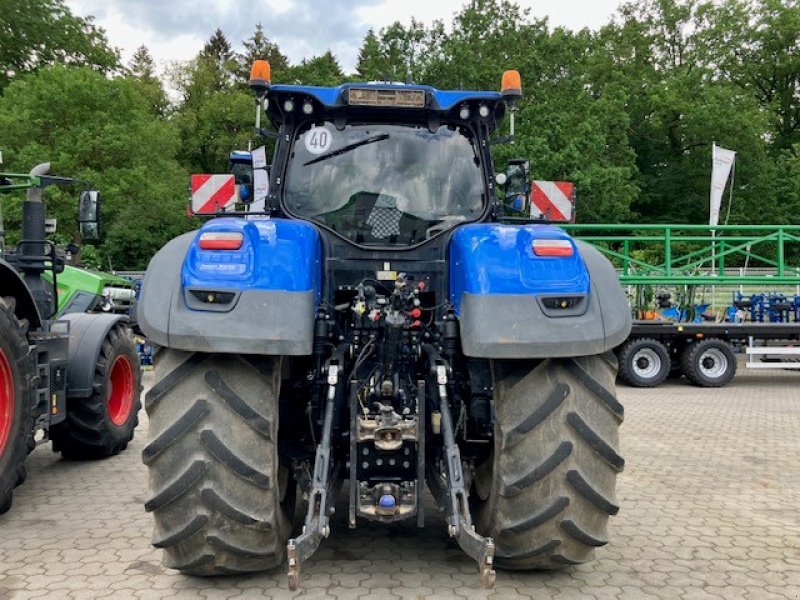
<box><xmin>723</xmin><ymin>157</ymin><xmax>735</xmax><ymax>226</ymax></box>
<box><xmin>711</xmin><ymin>143</ymin><xmax>716</xmax><ymax>314</ymax></box>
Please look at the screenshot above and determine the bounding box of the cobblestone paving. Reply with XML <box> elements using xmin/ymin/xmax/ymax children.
<box><xmin>1</xmin><ymin>366</ymin><xmax>799</xmax><ymax>599</ymax></box>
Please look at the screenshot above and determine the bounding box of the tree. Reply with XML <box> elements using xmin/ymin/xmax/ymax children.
<box><xmin>237</xmin><ymin>23</ymin><xmax>288</xmax><ymax>81</ymax></box>
<box><xmin>126</xmin><ymin>45</ymin><xmax>168</xmax><ymax>115</ymax></box>
<box><xmin>0</xmin><ymin>0</ymin><xmax>119</xmax><ymax>90</ymax></box>
<box><xmin>194</xmin><ymin>28</ymin><xmax>237</xmax><ymax>93</ymax></box>
<box><xmin>173</xmin><ymin>88</ymin><xmax>254</xmax><ymax>173</ymax></box>
<box><xmin>0</xmin><ymin>67</ymin><xmax>191</xmax><ymax>270</ymax></box>
<box><xmin>417</xmin><ymin>0</ymin><xmax>640</xmax><ymax>222</ymax></box>
<box><xmin>355</xmin><ymin>20</ymin><xmax>443</xmax><ymax>83</ymax></box>
<box><xmin>128</xmin><ymin>45</ymin><xmax>158</xmax><ymax>81</ymax></box>
<box><xmin>589</xmin><ymin>0</ymin><xmax>780</xmax><ymax>224</ymax></box>
<box><xmin>698</xmin><ymin>0</ymin><xmax>800</xmax><ymax>151</ymax></box>
<box><xmin>282</xmin><ymin>51</ymin><xmax>344</xmax><ymax>86</ymax></box>
<box><xmin>356</xmin><ymin>30</ymin><xmax>385</xmax><ymax>80</ymax></box>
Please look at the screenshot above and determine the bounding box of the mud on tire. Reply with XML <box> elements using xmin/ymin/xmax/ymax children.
<box><xmin>0</xmin><ymin>297</ymin><xmax>35</xmax><ymax>515</ymax></box>
<box><xmin>52</xmin><ymin>324</ymin><xmax>141</xmax><ymax>460</ymax></box>
<box><xmin>473</xmin><ymin>353</ymin><xmax>624</xmax><ymax>569</ymax></box>
<box><xmin>143</xmin><ymin>350</ymin><xmax>294</xmax><ymax>575</ymax></box>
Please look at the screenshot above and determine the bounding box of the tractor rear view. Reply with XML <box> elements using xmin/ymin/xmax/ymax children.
<box><xmin>0</xmin><ymin>164</ymin><xmax>141</xmax><ymax>515</ymax></box>
<box><xmin>139</xmin><ymin>63</ymin><xmax>631</xmax><ymax>588</ymax></box>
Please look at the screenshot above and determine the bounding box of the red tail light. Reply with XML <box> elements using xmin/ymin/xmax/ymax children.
<box><xmin>198</xmin><ymin>231</ymin><xmax>244</xmax><ymax>250</ymax></box>
<box><xmin>532</xmin><ymin>239</ymin><xmax>574</xmax><ymax>257</ymax></box>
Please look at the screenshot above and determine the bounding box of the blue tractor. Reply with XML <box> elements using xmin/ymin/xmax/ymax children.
<box><xmin>138</xmin><ymin>62</ymin><xmax>631</xmax><ymax>588</ymax></box>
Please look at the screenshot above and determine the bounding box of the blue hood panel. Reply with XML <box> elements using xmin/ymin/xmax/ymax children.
<box><xmin>449</xmin><ymin>224</ymin><xmax>590</xmax><ymax>314</ymax></box>
<box><xmin>182</xmin><ymin>218</ymin><xmax>322</xmax><ymax>302</ymax></box>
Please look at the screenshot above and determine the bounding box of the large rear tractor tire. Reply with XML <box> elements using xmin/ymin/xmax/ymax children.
<box><xmin>52</xmin><ymin>324</ymin><xmax>141</xmax><ymax>460</ymax></box>
<box><xmin>0</xmin><ymin>297</ymin><xmax>35</xmax><ymax>515</ymax></box>
<box><xmin>143</xmin><ymin>350</ymin><xmax>294</xmax><ymax>575</ymax></box>
<box><xmin>473</xmin><ymin>353</ymin><xmax>624</xmax><ymax>569</ymax></box>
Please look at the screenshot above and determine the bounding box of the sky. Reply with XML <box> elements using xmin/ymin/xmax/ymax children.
<box><xmin>64</xmin><ymin>0</ymin><xmax>624</xmax><ymax>74</ymax></box>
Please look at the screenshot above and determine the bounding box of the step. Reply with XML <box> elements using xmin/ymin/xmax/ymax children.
<box><xmin>745</xmin><ymin>346</ymin><xmax>800</xmax><ymax>355</ymax></box>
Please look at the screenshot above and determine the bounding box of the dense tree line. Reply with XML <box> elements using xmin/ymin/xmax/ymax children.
<box><xmin>0</xmin><ymin>0</ymin><xmax>798</xmax><ymax>269</ymax></box>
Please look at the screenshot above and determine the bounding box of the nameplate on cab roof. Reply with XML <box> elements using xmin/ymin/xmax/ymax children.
<box><xmin>347</xmin><ymin>87</ymin><xmax>426</xmax><ymax>108</ymax></box>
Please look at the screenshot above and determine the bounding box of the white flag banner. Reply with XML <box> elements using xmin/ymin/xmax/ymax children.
<box><xmin>247</xmin><ymin>168</ymin><xmax>270</xmax><ymax>219</ymax></box>
<box><xmin>709</xmin><ymin>144</ymin><xmax>736</xmax><ymax>226</ymax></box>
<box><xmin>251</xmin><ymin>145</ymin><xmax>267</xmax><ymax>169</ymax></box>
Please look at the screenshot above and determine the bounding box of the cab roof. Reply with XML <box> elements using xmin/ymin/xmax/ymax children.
<box><xmin>268</xmin><ymin>82</ymin><xmax>502</xmax><ymax>110</ymax></box>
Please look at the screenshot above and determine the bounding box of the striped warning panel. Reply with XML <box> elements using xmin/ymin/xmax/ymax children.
<box><xmin>531</xmin><ymin>181</ymin><xmax>575</xmax><ymax>222</ymax></box>
<box><xmin>190</xmin><ymin>174</ymin><xmax>236</xmax><ymax>214</ymax></box>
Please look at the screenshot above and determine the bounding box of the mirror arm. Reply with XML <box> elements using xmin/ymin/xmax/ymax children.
<box><xmin>39</xmin><ymin>175</ymin><xmax>93</xmax><ymax>188</ymax></box>
<box><xmin>490</xmin><ymin>135</ymin><xmax>515</xmax><ymax>146</ymax></box>
<box><xmin>255</xmin><ymin>127</ymin><xmax>279</xmax><ymax>139</ymax></box>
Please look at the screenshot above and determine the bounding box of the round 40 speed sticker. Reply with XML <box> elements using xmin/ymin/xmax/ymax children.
<box><xmin>304</xmin><ymin>124</ymin><xmax>333</xmax><ymax>155</ymax></box>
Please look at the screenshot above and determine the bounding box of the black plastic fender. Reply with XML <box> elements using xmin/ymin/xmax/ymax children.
<box><xmin>61</xmin><ymin>312</ymin><xmax>127</xmax><ymax>398</ymax></box>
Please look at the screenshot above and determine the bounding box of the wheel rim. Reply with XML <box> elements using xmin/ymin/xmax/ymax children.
<box><xmin>632</xmin><ymin>348</ymin><xmax>662</xmax><ymax>380</ymax></box>
<box><xmin>699</xmin><ymin>348</ymin><xmax>728</xmax><ymax>379</ymax></box>
<box><xmin>0</xmin><ymin>348</ymin><xmax>15</xmax><ymax>457</ymax></box>
<box><xmin>108</xmin><ymin>354</ymin><xmax>135</xmax><ymax>426</ymax></box>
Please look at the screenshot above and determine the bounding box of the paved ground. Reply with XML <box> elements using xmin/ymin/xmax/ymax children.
<box><xmin>1</xmin><ymin>365</ymin><xmax>799</xmax><ymax>599</ymax></box>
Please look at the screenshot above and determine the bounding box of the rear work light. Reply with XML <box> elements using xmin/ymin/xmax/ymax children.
<box><xmin>532</xmin><ymin>239</ymin><xmax>574</xmax><ymax>257</ymax></box>
<box><xmin>198</xmin><ymin>231</ymin><xmax>244</xmax><ymax>250</ymax></box>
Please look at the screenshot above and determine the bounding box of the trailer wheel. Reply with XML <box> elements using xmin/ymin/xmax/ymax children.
<box><xmin>143</xmin><ymin>350</ymin><xmax>294</xmax><ymax>575</ymax></box>
<box><xmin>0</xmin><ymin>297</ymin><xmax>35</xmax><ymax>515</ymax></box>
<box><xmin>617</xmin><ymin>337</ymin><xmax>670</xmax><ymax>387</ymax></box>
<box><xmin>473</xmin><ymin>353</ymin><xmax>623</xmax><ymax>569</ymax></box>
<box><xmin>681</xmin><ymin>339</ymin><xmax>737</xmax><ymax>387</ymax></box>
<box><xmin>52</xmin><ymin>324</ymin><xmax>141</xmax><ymax>459</ymax></box>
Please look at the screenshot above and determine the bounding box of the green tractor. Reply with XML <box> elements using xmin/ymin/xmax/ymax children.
<box><xmin>44</xmin><ymin>265</ymin><xmax>136</xmax><ymax>319</ymax></box>
<box><xmin>0</xmin><ymin>162</ymin><xmax>141</xmax><ymax>515</ymax></box>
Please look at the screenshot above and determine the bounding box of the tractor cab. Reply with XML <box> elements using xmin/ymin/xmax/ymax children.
<box><xmin>262</xmin><ymin>82</ymin><xmax>507</xmax><ymax>247</ymax></box>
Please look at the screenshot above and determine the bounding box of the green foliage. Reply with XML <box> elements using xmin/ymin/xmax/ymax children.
<box><xmin>237</xmin><ymin>23</ymin><xmax>289</xmax><ymax>81</ymax></box>
<box><xmin>126</xmin><ymin>45</ymin><xmax>168</xmax><ymax>116</ymax></box>
<box><xmin>0</xmin><ymin>67</ymin><xmax>191</xmax><ymax>270</ymax></box>
<box><xmin>0</xmin><ymin>0</ymin><xmax>119</xmax><ymax>90</ymax></box>
<box><xmin>280</xmin><ymin>51</ymin><xmax>344</xmax><ymax>86</ymax></box>
<box><xmin>174</xmin><ymin>87</ymin><xmax>254</xmax><ymax>173</ymax></box>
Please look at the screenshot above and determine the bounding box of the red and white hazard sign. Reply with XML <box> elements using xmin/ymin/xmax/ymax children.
<box><xmin>531</xmin><ymin>181</ymin><xmax>575</xmax><ymax>223</ymax></box>
<box><xmin>190</xmin><ymin>174</ymin><xmax>236</xmax><ymax>214</ymax></box>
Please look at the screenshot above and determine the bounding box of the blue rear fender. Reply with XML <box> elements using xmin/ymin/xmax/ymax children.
<box><xmin>182</xmin><ymin>218</ymin><xmax>322</xmax><ymax>304</ymax></box>
<box><xmin>450</xmin><ymin>224</ymin><xmax>631</xmax><ymax>358</ymax></box>
<box><xmin>138</xmin><ymin>217</ymin><xmax>322</xmax><ymax>355</ymax></box>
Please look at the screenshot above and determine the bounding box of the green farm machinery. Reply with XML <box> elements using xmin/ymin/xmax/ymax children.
<box><xmin>0</xmin><ymin>163</ymin><xmax>141</xmax><ymax>515</ymax></box>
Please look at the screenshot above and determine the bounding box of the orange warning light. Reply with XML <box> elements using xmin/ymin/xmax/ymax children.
<box><xmin>501</xmin><ymin>69</ymin><xmax>522</xmax><ymax>99</ymax></box>
<box><xmin>249</xmin><ymin>60</ymin><xmax>272</xmax><ymax>94</ymax></box>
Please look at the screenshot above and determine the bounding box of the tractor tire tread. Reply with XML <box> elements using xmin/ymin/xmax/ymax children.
<box><xmin>475</xmin><ymin>353</ymin><xmax>623</xmax><ymax>569</ymax></box>
<box><xmin>142</xmin><ymin>399</ymin><xmax>209</xmax><ymax>465</ymax></box>
<box><xmin>152</xmin><ymin>514</ymin><xmax>209</xmax><ymax>548</ymax></box>
<box><xmin>144</xmin><ymin>351</ymin><xmax>292</xmax><ymax>576</ymax></box>
<box><xmin>203</xmin><ymin>371</ymin><xmax>272</xmax><ymax>439</ymax></box>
